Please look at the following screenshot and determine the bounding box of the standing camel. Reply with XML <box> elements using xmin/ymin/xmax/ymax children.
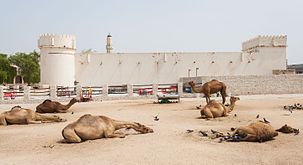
<box><xmin>188</xmin><ymin>80</ymin><xmax>227</xmax><ymax>104</ymax></box>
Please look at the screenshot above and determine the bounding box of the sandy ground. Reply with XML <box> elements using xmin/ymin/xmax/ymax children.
<box><xmin>1</xmin><ymin>94</ymin><xmax>303</xmax><ymax>165</ymax></box>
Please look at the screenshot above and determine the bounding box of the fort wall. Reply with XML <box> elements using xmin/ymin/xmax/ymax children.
<box><xmin>75</xmin><ymin>50</ymin><xmax>286</xmax><ymax>86</ymax></box>
<box><xmin>38</xmin><ymin>34</ymin><xmax>287</xmax><ymax>86</ymax></box>
<box><xmin>181</xmin><ymin>74</ymin><xmax>303</xmax><ymax>95</ymax></box>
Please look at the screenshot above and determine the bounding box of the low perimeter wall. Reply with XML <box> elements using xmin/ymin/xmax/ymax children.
<box><xmin>180</xmin><ymin>74</ymin><xmax>303</xmax><ymax>95</ymax></box>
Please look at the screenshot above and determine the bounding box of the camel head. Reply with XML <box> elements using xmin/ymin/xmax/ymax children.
<box><xmin>276</xmin><ymin>124</ymin><xmax>295</xmax><ymax>133</ymax></box>
<box><xmin>230</xmin><ymin>96</ymin><xmax>240</xmax><ymax>103</ymax></box>
<box><xmin>47</xmin><ymin>115</ymin><xmax>67</xmax><ymax>122</ymax></box>
<box><xmin>188</xmin><ymin>81</ymin><xmax>195</xmax><ymax>87</ymax></box>
<box><xmin>134</xmin><ymin>122</ymin><xmax>154</xmax><ymax>134</ymax></box>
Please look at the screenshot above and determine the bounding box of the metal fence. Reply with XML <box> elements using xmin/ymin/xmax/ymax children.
<box><xmin>0</xmin><ymin>82</ymin><xmax>185</xmax><ymax>102</ymax></box>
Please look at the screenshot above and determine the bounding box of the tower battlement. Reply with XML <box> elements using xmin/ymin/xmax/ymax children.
<box><xmin>38</xmin><ymin>33</ymin><xmax>76</xmax><ymax>50</ymax></box>
<box><xmin>242</xmin><ymin>35</ymin><xmax>287</xmax><ymax>51</ymax></box>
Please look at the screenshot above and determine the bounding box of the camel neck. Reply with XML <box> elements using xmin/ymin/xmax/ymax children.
<box><xmin>229</xmin><ymin>102</ymin><xmax>236</xmax><ymax>112</ymax></box>
<box><xmin>190</xmin><ymin>85</ymin><xmax>203</xmax><ymax>93</ymax></box>
<box><xmin>66</xmin><ymin>100</ymin><xmax>75</xmax><ymax>108</ymax></box>
<box><xmin>112</xmin><ymin>120</ymin><xmax>133</xmax><ymax>130</ymax></box>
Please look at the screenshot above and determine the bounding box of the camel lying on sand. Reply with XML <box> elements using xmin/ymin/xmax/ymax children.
<box><xmin>0</xmin><ymin>106</ymin><xmax>66</xmax><ymax>125</ymax></box>
<box><xmin>232</xmin><ymin>121</ymin><xmax>278</xmax><ymax>142</ymax></box>
<box><xmin>200</xmin><ymin>96</ymin><xmax>240</xmax><ymax>119</ymax></box>
<box><xmin>276</xmin><ymin>124</ymin><xmax>300</xmax><ymax>134</ymax></box>
<box><xmin>36</xmin><ymin>98</ymin><xmax>78</xmax><ymax>113</ymax></box>
<box><xmin>188</xmin><ymin>80</ymin><xmax>227</xmax><ymax>104</ymax></box>
<box><xmin>62</xmin><ymin>114</ymin><xmax>154</xmax><ymax>143</ymax></box>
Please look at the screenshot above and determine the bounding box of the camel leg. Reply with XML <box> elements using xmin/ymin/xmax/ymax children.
<box><xmin>41</xmin><ymin>120</ymin><xmax>56</xmax><ymax>123</ymax></box>
<box><xmin>221</xmin><ymin>84</ymin><xmax>227</xmax><ymax>104</ymax></box>
<box><xmin>105</xmin><ymin>132</ymin><xmax>126</xmax><ymax>138</ymax></box>
<box><xmin>36</xmin><ymin>113</ymin><xmax>66</xmax><ymax>123</ymax></box>
<box><xmin>240</xmin><ymin>134</ymin><xmax>258</xmax><ymax>142</ymax></box>
<box><xmin>203</xmin><ymin>108</ymin><xmax>214</xmax><ymax>119</ymax></box>
<box><xmin>205</xmin><ymin>96</ymin><xmax>210</xmax><ymax>104</ymax></box>
<box><xmin>221</xmin><ymin>94</ymin><xmax>226</xmax><ymax>105</ymax></box>
<box><xmin>62</xmin><ymin>129</ymin><xmax>82</xmax><ymax>143</ymax></box>
<box><xmin>0</xmin><ymin>116</ymin><xmax>7</xmax><ymax>125</ymax></box>
<box><xmin>222</xmin><ymin>107</ymin><xmax>228</xmax><ymax>116</ymax></box>
<box><xmin>27</xmin><ymin>120</ymin><xmax>42</xmax><ymax>124</ymax></box>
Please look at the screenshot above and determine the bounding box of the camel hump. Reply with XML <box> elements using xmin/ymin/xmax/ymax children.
<box><xmin>42</xmin><ymin>99</ymin><xmax>52</xmax><ymax>104</ymax></box>
<box><xmin>11</xmin><ymin>105</ymin><xmax>22</xmax><ymax>110</ymax></box>
<box><xmin>77</xmin><ymin>114</ymin><xmax>94</xmax><ymax>121</ymax></box>
<box><xmin>79</xmin><ymin>114</ymin><xmax>92</xmax><ymax>118</ymax></box>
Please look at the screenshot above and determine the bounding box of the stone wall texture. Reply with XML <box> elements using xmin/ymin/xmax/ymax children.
<box><xmin>181</xmin><ymin>74</ymin><xmax>303</xmax><ymax>95</ymax></box>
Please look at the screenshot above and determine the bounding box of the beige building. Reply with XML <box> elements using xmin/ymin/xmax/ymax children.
<box><xmin>38</xmin><ymin>34</ymin><xmax>287</xmax><ymax>86</ymax></box>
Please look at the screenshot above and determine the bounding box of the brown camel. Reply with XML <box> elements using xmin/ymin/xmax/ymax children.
<box><xmin>0</xmin><ymin>106</ymin><xmax>66</xmax><ymax>125</ymax></box>
<box><xmin>188</xmin><ymin>80</ymin><xmax>227</xmax><ymax>104</ymax></box>
<box><xmin>232</xmin><ymin>121</ymin><xmax>278</xmax><ymax>142</ymax></box>
<box><xmin>200</xmin><ymin>96</ymin><xmax>240</xmax><ymax>119</ymax></box>
<box><xmin>276</xmin><ymin>124</ymin><xmax>299</xmax><ymax>134</ymax></box>
<box><xmin>36</xmin><ymin>98</ymin><xmax>78</xmax><ymax>113</ymax></box>
<box><xmin>62</xmin><ymin>114</ymin><xmax>154</xmax><ymax>143</ymax></box>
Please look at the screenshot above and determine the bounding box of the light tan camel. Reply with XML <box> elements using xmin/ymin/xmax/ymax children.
<box><xmin>200</xmin><ymin>96</ymin><xmax>240</xmax><ymax>119</ymax></box>
<box><xmin>36</xmin><ymin>98</ymin><xmax>78</xmax><ymax>113</ymax></box>
<box><xmin>188</xmin><ymin>80</ymin><xmax>227</xmax><ymax>104</ymax></box>
<box><xmin>62</xmin><ymin>114</ymin><xmax>154</xmax><ymax>143</ymax></box>
<box><xmin>232</xmin><ymin>121</ymin><xmax>278</xmax><ymax>142</ymax></box>
<box><xmin>0</xmin><ymin>106</ymin><xmax>66</xmax><ymax>125</ymax></box>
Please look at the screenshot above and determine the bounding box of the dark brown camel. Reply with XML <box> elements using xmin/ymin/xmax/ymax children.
<box><xmin>188</xmin><ymin>80</ymin><xmax>227</xmax><ymax>104</ymax></box>
<box><xmin>36</xmin><ymin>98</ymin><xmax>78</xmax><ymax>113</ymax></box>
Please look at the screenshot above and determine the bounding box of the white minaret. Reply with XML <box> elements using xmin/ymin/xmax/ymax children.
<box><xmin>38</xmin><ymin>34</ymin><xmax>76</xmax><ymax>86</ymax></box>
<box><xmin>106</xmin><ymin>34</ymin><xmax>113</xmax><ymax>53</ymax></box>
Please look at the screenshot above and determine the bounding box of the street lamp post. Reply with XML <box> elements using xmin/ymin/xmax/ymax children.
<box><xmin>188</xmin><ymin>69</ymin><xmax>191</xmax><ymax>77</ymax></box>
<box><xmin>195</xmin><ymin>67</ymin><xmax>199</xmax><ymax>77</ymax></box>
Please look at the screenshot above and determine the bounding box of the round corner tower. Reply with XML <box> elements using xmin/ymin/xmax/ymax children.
<box><xmin>38</xmin><ymin>34</ymin><xmax>76</xmax><ymax>86</ymax></box>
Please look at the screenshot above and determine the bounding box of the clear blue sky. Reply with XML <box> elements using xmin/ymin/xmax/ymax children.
<box><xmin>1</xmin><ymin>0</ymin><xmax>302</xmax><ymax>64</ymax></box>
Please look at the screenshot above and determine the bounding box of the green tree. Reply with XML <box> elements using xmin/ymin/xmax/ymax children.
<box><xmin>8</xmin><ymin>51</ymin><xmax>40</xmax><ymax>84</ymax></box>
<box><xmin>0</xmin><ymin>53</ymin><xmax>15</xmax><ymax>83</ymax></box>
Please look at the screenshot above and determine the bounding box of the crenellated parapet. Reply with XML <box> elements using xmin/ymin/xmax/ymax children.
<box><xmin>242</xmin><ymin>35</ymin><xmax>287</xmax><ymax>51</ymax></box>
<box><xmin>38</xmin><ymin>33</ymin><xmax>76</xmax><ymax>50</ymax></box>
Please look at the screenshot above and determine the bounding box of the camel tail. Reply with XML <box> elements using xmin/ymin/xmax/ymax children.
<box><xmin>62</xmin><ymin>127</ymin><xmax>82</xmax><ymax>143</ymax></box>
